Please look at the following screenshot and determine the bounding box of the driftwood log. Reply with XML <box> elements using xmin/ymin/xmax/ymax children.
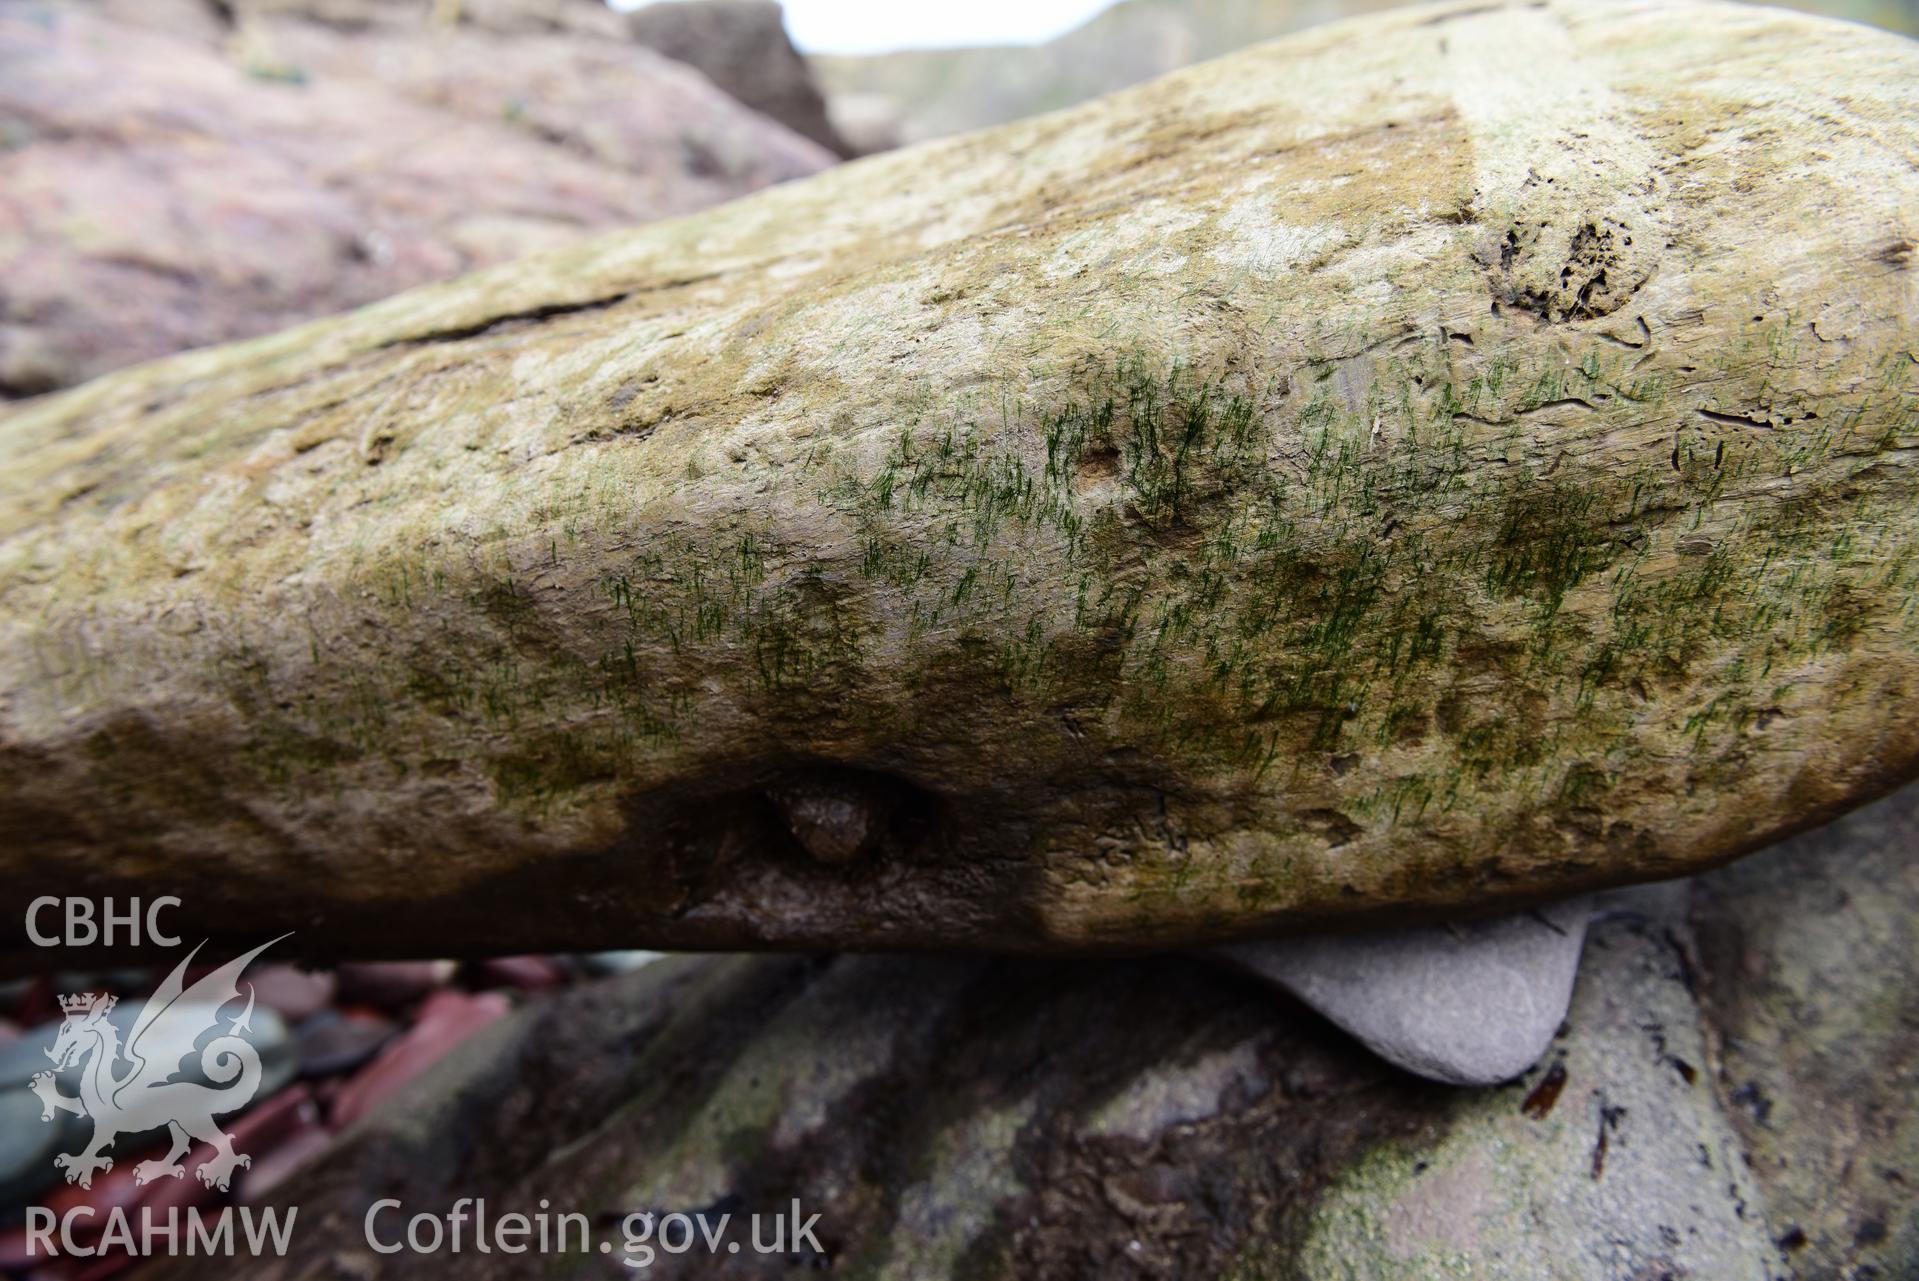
<box><xmin>2</xmin><ymin>0</ymin><xmax>1916</xmax><ymax>956</ymax></box>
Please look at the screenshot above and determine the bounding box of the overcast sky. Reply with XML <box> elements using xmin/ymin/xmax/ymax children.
<box><xmin>615</xmin><ymin>0</ymin><xmax>1123</xmax><ymax>55</ymax></box>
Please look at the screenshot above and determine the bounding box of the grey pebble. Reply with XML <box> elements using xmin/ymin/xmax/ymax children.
<box><xmin>1215</xmin><ymin>897</ymin><xmax>1594</xmax><ymax>1086</ymax></box>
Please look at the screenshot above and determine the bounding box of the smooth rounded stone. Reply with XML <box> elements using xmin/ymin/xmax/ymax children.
<box><xmin>215</xmin><ymin>1004</ymin><xmax>297</xmax><ymax>1105</ymax></box>
<box><xmin>0</xmin><ymin>1027</ymin><xmax>92</xmax><ymax>1188</ymax></box>
<box><xmin>4</xmin><ymin>0</ymin><xmax>1918</xmax><ymax>959</ymax></box>
<box><xmin>1296</xmin><ymin>900</ymin><xmax>1782</xmax><ymax>1281</ymax></box>
<box><xmin>333</xmin><ymin>961</ymin><xmax>457</xmax><ymax>1010</ymax></box>
<box><xmin>0</xmin><ymin>1015</ymin><xmax>73</xmax><ymax>1087</ymax></box>
<box><xmin>1215</xmin><ymin>898</ymin><xmax>1593</xmax><ymax>1086</ymax></box>
<box><xmin>294</xmin><ymin>1009</ymin><xmax>398</xmax><ymax>1079</ymax></box>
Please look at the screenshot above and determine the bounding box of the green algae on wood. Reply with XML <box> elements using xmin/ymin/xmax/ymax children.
<box><xmin>2</xmin><ymin>0</ymin><xmax>1917</xmax><ymax>956</ymax></box>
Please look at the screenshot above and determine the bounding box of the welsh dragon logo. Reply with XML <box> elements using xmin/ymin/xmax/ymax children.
<box><xmin>28</xmin><ymin>936</ymin><xmax>286</xmax><ymax>1192</ymax></box>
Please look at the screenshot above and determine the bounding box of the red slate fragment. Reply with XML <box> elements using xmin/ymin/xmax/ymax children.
<box><xmin>226</xmin><ymin>1083</ymin><xmax>321</xmax><ymax>1154</ymax></box>
<box><xmin>330</xmin><ymin>990</ymin><xmax>512</xmax><ymax>1128</ymax></box>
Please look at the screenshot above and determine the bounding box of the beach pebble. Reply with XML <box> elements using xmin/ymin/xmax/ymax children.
<box><xmin>295</xmin><ymin>1009</ymin><xmax>397</xmax><ymax>1079</ymax></box>
<box><xmin>1216</xmin><ymin>898</ymin><xmax>1594</xmax><ymax>1086</ymax></box>
<box><xmin>334</xmin><ymin>960</ymin><xmax>457</xmax><ymax>1010</ymax></box>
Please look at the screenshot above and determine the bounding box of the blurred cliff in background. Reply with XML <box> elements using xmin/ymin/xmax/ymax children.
<box><xmin>0</xmin><ymin>0</ymin><xmax>835</xmax><ymax>398</ymax></box>
<box><xmin>817</xmin><ymin>0</ymin><xmax>1919</xmax><ymax>150</ymax></box>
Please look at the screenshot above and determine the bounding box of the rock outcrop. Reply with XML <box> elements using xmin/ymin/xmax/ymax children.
<box><xmin>2</xmin><ymin>0</ymin><xmax>1917</xmax><ymax>958</ymax></box>
<box><xmin>0</xmin><ymin>0</ymin><xmax>833</xmax><ymax>397</ymax></box>
<box><xmin>1690</xmin><ymin>780</ymin><xmax>1919</xmax><ymax>1279</ymax></box>
<box><xmin>627</xmin><ymin>0</ymin><xmax>857</xmax><ymax>157</ymax></box>
<box><xmin>816</xmin><ymin>0</ymin><xmax>1919</xmax><ymax>151</ymax></box>
<box><xmin>137</xmin><ymin>785</ymin><xmax>1919</xmax><ymax>1280</ymax></box>
<box><xmin>817</xmin><ymin>0</ymin><xmax>1399</xmax><ymax>150</ymax></box>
